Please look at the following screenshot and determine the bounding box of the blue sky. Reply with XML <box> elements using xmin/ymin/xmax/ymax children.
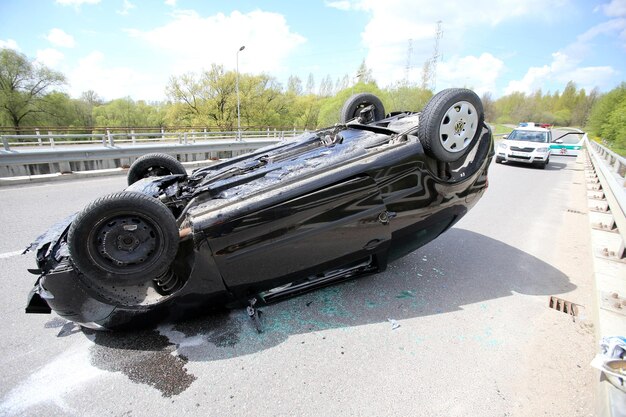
<box><xmin>1</xmin><ymin>0</ymin><xmax>624</xmax><ymax>101</ymax></box>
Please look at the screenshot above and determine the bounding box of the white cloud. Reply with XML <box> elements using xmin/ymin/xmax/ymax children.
<box><xmin>0</xmin><ymin>39</ymin><xmax>20</xmax><ymax>50</ymax></box>
<box><xmin>68</xmin><ymin>51</ymin><xmax>165</xmax><ymax>100</ymax></box>
<box><xmin>117</xmin><ymin>0</ymin><xmax>136</xmax><ymax>16</ymax></box>
<box><xmin>504</xmin><ymin>51</ymin><xmax>617</xmax><ymax>94</ymax></box>
<box><xmin>55</xmin><ymin>0</ymin><xmax>100</xmax><ymax>6</ymax></box>
<box><xmin>597</xmin><ymin>0</ymin><xmax>626</xmax><ymax>17</ymax></box>
<box><xmin>438</xmin><ymin>53</ymin><xmax>504</xmax><ymax>96</ymax></box>
<box><xmin>126</xmin><ymin>10</ymin><xmax>306</xmax><ymax>76</ymax></box>
<box><xmin>325</xmin><ymin>1</ymin><xmax>353</xmax><ymax>11</ymax></box>
<box><xmin>506</xmin><ymin>5</ymin><xmax>625</xmax><ymax>95</ymax></box>
<box><xmin>36</xmin><ymin>48</ymin><xmax>64</xmax><ymax>67</ymax></box>
<box><xmin>340</xmin><ymin>0</ymin><xmax>569</xmax><ymax>91</ymax></box>
<box><xmin>164</xmin><ymin>0</ymin><xmax>177</xmax><ymax>6</ymax></box>
<box><xmin>46</xmin><ymin>28</ymin><xmax>75</xmax><ymax>48</ymax></box>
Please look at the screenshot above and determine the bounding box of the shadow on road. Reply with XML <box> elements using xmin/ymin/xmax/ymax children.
<box><xmin>498</xmin><ymin>160</ymin><xmax>568</xmax><ymax>171</ymax></box>
<box><xmin>47</xmin><ymin>228</ymin><xmax>576</xmax><ymax>396</ymax></box>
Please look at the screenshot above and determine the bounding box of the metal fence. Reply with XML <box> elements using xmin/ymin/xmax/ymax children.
<box><xmin>585</xmin><ymin>137</ymin><xmax>626</xmax><ymax>259</ymax></box>
<box><xmin>1</xmin><ymin>128</ymin><xmax>308</xmax><ymax>151</ymax></box>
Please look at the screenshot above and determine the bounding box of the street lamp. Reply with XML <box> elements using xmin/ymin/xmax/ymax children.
<box><xmin>236</xmin><ymin>45</ymin><xmax>245</xmax><ymax>141</ymax></box>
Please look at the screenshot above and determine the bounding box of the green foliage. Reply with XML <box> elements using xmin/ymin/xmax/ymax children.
<box><xmin>92</xmin><ymin>97</ymin><xmax>164</xmax><ymax>127</ymax></box>
<box><xmin>1</xmin><ymin>49</ymin><xmax>622</xmax><ymax>153</ymax></box>
<box><xmin>0</xmin><ymin>48</ymin><xmax>65</xmax><ymax>131</ymax></box>
<box><xmin>491</xmin><ymin>82</ymin><xmax>598</xmax><ymax>127</ymax></box>
<box><xmin>316</xmin><ymin>82</ymin><xmax>384</xmax><ymax>127</ymax></box>
<box><xmin>384</xmin><ymin>83</ymin><xmax>432</xmax><ymax>113</ymax></box>
<box><xmin>587</xmin><ymin>84</ymin><xmax>626</xmax><ymax>136</ymax></box>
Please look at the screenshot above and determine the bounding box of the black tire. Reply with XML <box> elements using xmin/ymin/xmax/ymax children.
<box><xmin>495</xmin><ymin>157</ymin><xmax>503</xmax><ymax>164</ymax></box>
<box><xmin>418</xmin><ymin>88</ymin><xmax>484</xmax><ymax>163</ymax></box>
<box><xmin>68</xmin><ymin>191</ymin><xmax>179</xmax><ymax>285</ymax></box>
<box><xmin>339</xmin><ymin>93</ymin><xmax>385</xmax><ymax>124</ymax></box>
<box><xmin>128</xmin><ymin>153</ymin><xmax>186</xmax><ymax>185</ymax></box>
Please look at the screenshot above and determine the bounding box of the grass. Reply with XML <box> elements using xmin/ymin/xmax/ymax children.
<box><xmin>591</xmin><ymin>136</ymin><xmax>626</xmax><ymax>157</ymax></box>
<box><xmin>488</xmin><ymin>123</ymin><xmax>514</xmax><ymax>136</ymax></box>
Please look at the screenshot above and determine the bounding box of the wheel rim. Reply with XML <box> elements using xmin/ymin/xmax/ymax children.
<box><xmin>438</xmin><ymin>100</ymin><xmax>479</xmax><ymax>153</ymax></box>
<box><xmin>88</xmin><ymin>212</ymin><xmax>164</xmax><ymax>277</ymax></box>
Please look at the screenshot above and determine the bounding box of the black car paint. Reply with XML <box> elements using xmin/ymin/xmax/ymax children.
<box><xmin>26</xmin><ymin>113</ymin><xmax>494</xmax><ymax>329</ymax></box>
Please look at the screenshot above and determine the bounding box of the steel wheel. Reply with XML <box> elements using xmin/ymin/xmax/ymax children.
<box><xmin>90</xmin><ymin>213</ymin><xmax>162</xmax><ymax>275</ymax></box>
<box><xmin>68</xmin><ymin>191</ymin><xmax>179</xmax><ymax>285</ymax></box>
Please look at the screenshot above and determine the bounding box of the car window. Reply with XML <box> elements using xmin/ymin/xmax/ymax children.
<box><xmin>559</xmin><ymin>136</ymin><xmax>582</xmax><ymax>144</ymax></box>
<box><xmin>507</xmin><ymin>130</ymin><xmax>548</xmax><ymax>143</ymax></box>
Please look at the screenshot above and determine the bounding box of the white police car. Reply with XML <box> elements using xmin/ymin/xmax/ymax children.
<box><xmin>550</xmin><ymin>130</ymin><xmax>585</xmax><ymax>157</ymax></box>
<box><xmin>495</xmin><ymin>127</ymin><xmax>552</xmax><ymax>169</ymax></box>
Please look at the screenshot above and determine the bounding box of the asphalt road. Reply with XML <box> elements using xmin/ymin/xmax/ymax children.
<box><xmin>0</xmin><ymin>153</ymin><xmax>596</xmax><ymax>417</ymax></box>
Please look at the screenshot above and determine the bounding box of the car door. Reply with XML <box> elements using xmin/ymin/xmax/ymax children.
<box><xmin>206</xmin><ymin>175</ymin><xmax>391</xmax><ymax>292</ymax></box>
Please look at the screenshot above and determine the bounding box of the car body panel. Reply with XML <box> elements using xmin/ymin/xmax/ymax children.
<box><xmin>550</xmin><ymin>132</ymin><xmax>586</xmax><ymax>157</ymax></box>
<box><xmin>25</xmin><ymin>111</ymin><xmax>494</xmax><ymax>329</ymax></box>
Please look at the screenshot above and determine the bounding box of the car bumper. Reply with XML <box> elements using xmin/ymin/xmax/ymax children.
<box><xmin>497</xmin><ymin>151</ymin><xmax>550</xmax><ymax>164</ymax></box>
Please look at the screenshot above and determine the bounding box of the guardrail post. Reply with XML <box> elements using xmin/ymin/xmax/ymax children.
<box><xmin>101</xmin><ymin>133</ymin><xmax>106</xmax><ymax>146</ymax></box>
<box><xmin>48</xmin><ymin>131</ymin><xmax>55</xmax><ymax>148</ymax></box>
<box><xmin>35</xmin><ymin>129</ymin><xmax>42</xmax><ymax>146</ymax></box>
<box><xmin>273</xmin><ymin>128</ymin><xmax>277</xmax><ymax>138</ymax></box>
<box><xmin>161</xmin><ymin>127</ymin><xmax>165</xmax><ymax>140</ymax></box>
<box><xmin>106</xmin><ymin>129</ymin><xmax>114</xmax><ymax>147</ymax></box>
<box><xmin>203</xmin><ymin>128</ymin><xmax>207</xmax><ymax>141</ymax></box>
<box><xmin>1</xmin><ymin>136</ymin><xmax>9</xmax><ymax>151</ymax></box>
<box><xmin>178</xmin><ymin>133</ymin><xmax>182</xmax><ymax>144</ymax></box>
<box><xmin>293</xmin><ymin>127</ymin><xmax>296</xmax><ymax>137</ymax></box>
<box><xmin>131</xmin><ymin>129</ymin><xmax>136</xmax><ymax>145</ymax></box>
<box><xmin>183</xmin><ymin>132</ymin><xmax>188</xmax><ymax>145</ymax></box>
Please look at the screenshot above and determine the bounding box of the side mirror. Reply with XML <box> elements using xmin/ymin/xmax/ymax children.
<box><xmin>502</xmin><ymin>135</ymin><xmax>508</xmax><ymax>139</ymax></box>
<box><xmin>554</xmin><ymin>139</ymin><xmax>563</xmax><ymax>144</ymax></box>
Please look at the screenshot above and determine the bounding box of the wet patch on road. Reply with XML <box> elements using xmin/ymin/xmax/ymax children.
<box><xmin>88</xmin><ymin>329</ymin><xmax>196</xmax><ymax>397</ymax></box>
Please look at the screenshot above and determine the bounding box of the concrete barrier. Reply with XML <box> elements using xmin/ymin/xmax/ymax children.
<box><xmin>0</xmin><ymin>137</ymin><xmax>281</xmax><ymax>177</ymax></box>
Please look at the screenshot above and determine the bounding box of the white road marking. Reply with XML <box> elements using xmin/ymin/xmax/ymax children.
<box><xmin>0</xmin><ymin>250</ymin><xmax>24</xmax><ymax>259</ymax></box>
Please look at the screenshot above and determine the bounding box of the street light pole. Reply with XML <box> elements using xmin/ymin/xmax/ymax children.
<box><xmin>236</xmin><ymin>45</ymin><xmax>245</xmax><ymax>141</ymax></box>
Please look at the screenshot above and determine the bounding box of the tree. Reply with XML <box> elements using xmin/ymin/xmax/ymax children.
<box><xmin>587</xmin><ymin>83</ymin><xmax>626</xmax><ymax>150</ymax></box>
<box><xmin>318</xmin><ymin>75</ymin><xmax>334</xmax><ymax>97</ymax></box>
<box><xmin>481</xmin><ymin>92</ymin><xmax>495</xmax><ymax>122</ymax></box>
<box><xmin>306</xmin><ymin>73</ymin><xmax>315</xmax><ymax>95</ymax></box>
<box><xmin>356</xmin><ymin>60</ymin><xmax>374</xmax><ymax>84</ymax></box>
<box><xmin>0</xmin><ymin>48</ymin><xmax>65</xmax><ymax>132</ymax></box>
<box><xmin>385</xmin><ymin>82</ymin><xmax>432</xmax><ymax>113</ymax></box>
<box><xmin>75</xmin><ymin>90</ymin><xmax>103</xmax><ymax>127</ymax></box>
<box><xmin>287</xmin><ymin>75</ymin><xmax>302</xmax><ymax>95</ymax></box>
<box><xmin>335</xmin><ymin>75</ymin><xmax>350</xmax><ymax>93</ymax></box>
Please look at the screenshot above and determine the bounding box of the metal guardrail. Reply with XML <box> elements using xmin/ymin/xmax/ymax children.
<box><xmin>585</xmin><ymin>137</ymin><xmax>626</xmax><ymax>258</ymax></box>
<box><xmin>0</xmin><ymin>138</ymin><xmax>282</xmax><ymax>167</ymax></box>
<box><xmin>0</xmin><ymin>129</ymin><xmax>307</xmax><ymax>151</ymax></box>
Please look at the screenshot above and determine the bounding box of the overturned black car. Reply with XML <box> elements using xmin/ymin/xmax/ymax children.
<box><xmin>26</xmin><ymin>88</ymin><xmax>494</xmax><ymax>330</ymax></box>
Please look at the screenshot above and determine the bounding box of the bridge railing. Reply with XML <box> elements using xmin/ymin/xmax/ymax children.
<box><xmin>585</xmin><ymin>137</ymin><xmax>625</xmax><ymax>258</ymax></box>
<box><xmin>1</xmin><ymin>128</ymin><xmax>307</xmax><ymax>151</ymax></box>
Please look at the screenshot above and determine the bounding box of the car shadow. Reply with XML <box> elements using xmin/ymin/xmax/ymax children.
<box><xmin>61</xmin><ymin>228</ymin><xmax>577</xmax><ymax>396</ymax></box>
<box><xmin>498</xmin><ymin>160</ymin><xmax>567</xmax><ymax>171</ymax></box>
